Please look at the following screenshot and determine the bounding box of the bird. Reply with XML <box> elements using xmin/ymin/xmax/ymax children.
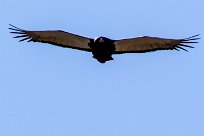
<box><xmin>9</xmin><ymin>24</ymin><xmax>200</xmax><ymax>63</ymax></box>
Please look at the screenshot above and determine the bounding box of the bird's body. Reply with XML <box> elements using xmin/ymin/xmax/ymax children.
<box><xmin>89</xmin><ymin>37</ymin><xmax>115</xmax><ymax>63</ymax></box>
<box><xmin>9</xmin><ymin>24</ymin><xmax>200</xmax><ymax>63</ymax></box>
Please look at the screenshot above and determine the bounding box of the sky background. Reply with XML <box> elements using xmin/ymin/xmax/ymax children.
<box><xmin>0</xmin><ymin>0</ymin><xmax>204</xmax><ymax>136</ymax></box>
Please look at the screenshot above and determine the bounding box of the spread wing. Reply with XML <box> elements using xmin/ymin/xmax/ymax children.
<box><xmin>114</xmin><ymin>35</ymin><xmax>200</xmax><ymax>54</ymax></box>
<box><xmin>9</xmin><ymin>24</ymin><xmax>92</xmax><ymax>52</ymax></box>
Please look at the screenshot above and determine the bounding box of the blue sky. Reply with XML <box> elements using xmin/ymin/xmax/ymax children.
<box><xmin>0</xmin><ymin>0</ymin><xmax>203</xmax><ymax>136</ymax></box>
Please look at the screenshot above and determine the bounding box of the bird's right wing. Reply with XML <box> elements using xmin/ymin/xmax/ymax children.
<box><xmin>9</xmin><ymin>24</ymin><xmax>93</xmax><ymax>52</ymax></box>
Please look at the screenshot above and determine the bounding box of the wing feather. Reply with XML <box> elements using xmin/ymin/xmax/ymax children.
<box><xmin>114</xmin><ymin>35</ymin><xmax>200</xmax><ymax>54</ymax></box>
<box><xmin>9</xmin><ymin>24</ymin><xmax>92</xmax><ymax>52</ymax></box>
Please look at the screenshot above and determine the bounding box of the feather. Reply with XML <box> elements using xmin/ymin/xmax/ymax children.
<box><xmin>176</xmin><ymin>46</ymin><xmax>188</xmax><ymax>52</ymax></box>
<box><xmin>19</xmin><ymin>37</ymin><xmax>31</xmax><ymax>42</ymax></box>
<box><xmin>179</xmin><ymin>44</ymin><xmax>194</xmax><ymax>48</ymax></box>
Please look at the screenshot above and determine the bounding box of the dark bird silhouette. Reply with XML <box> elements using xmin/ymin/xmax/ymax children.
<box><xmin>9</xmin><ymin>24</ymin><xmax>200</xmax><ymax>63</ymax></box>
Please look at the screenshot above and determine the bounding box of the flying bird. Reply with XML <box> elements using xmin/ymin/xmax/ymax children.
<box><xmin>9</xmin><ymin>24</ymin><xmax>200</xmax><ymax>63</ymax></box>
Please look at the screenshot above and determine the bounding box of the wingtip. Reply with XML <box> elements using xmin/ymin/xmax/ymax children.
<box><xmin>177</xmin><ymin>34</ymin><xmax>200</xmax><ymax>52</ymax></box>
<box><xmin>8</xmin><ymin>24</ymin><xmax>23</xmax><ymax>31</ymax></box>
<box><xmin>185</xmin><ymin>34</ymin><xmax>201</xmax><ymax>40</ymax></box>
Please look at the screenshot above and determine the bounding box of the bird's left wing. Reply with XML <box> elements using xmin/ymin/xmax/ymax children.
<box><xmin>9</xmin><ymin>24</ymin><xmax>93</xmax><ymax>52</ymax></box>
<box><xmin>114</xmin><ymin>35</ymin><xmax>200</xmax><ymax>54</ymax></box>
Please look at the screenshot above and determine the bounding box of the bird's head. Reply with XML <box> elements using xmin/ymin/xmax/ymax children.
<box><xmin>94</xmin><ymin>37</ymin><xmax>111</xmax><ymax>43</ymax></box>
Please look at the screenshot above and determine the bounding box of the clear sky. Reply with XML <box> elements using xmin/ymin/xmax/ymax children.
<box><xmin>0</xmin><ymin>0</ymin><xmax>203</xmax><ymax>136</ymax></box>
